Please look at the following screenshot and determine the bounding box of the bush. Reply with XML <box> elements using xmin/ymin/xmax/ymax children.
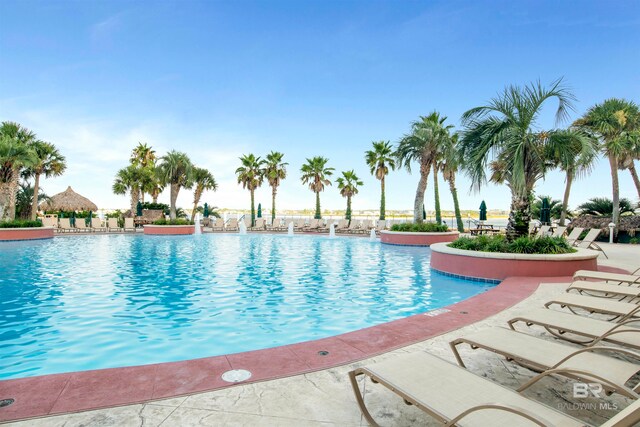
<box><xmin>153</xmin><ymin>219</ymin><xmax>194</xmax><ymax>226</ymax></box>
<box><xmin>630</xmin><ymin>237</ymin><xmax>640</xmax><ymax>245</ymax></box>
<box><xmin>0</xmin><ymin>219</ymin><xmax>43</xmax><ymax>228</ymax></box>
<box><xmin>390</xmin><ymin>222</ymin><xmax>449</xmax><ymax>232</ymax></box>
<box><xmin>449</xmin><ymin>235</ymin><xmax>575</xmax><ymax>254</ymax></box>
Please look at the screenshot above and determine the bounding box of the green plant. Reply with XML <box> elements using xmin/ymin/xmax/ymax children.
<box><xmin>365</xmin><ymin>140</ymin><xmax>396</xmax><ymax>220</ymax></box>
<box><xmin>629</xmin><ymin>237</ymin><xmax>639</xmax><ymax>244</ymax></box>
<box><xmin>264</xmin><ymin>151</ymin><xmax>288</xmax><ymax>222</ymax></box>
<box><xmin>449</xmin><ymin>235</ymin><xmax>575</xmax><ymax>254</ymax></box>
<box><xmin>140</xmin><ymin>202</ymin><xmax>168</xmax><ymax>211</ymax></box>
<box><xmin>336</xmin><ymin>170</ymin><xmax>363</xmax><ymax>221</ymax></box>
<box><xmin>577</xmin><ymin>197</ymin><xmax>634</xmax><ymax>216</ymax></box>
<box><xmin>390</xmin><ymin>222</ymin><xmax>449</xmax><ymax>232</ymax></box>
<box><xmin>236</xmin><ymin>153</ymin><xmax>266</xmax><ymax>226</ymax></box>
<box><xmin>300</xmin><ymin>156</ymin><xmax>334</xmax><ymax>219</ymax></box>
<box><xmin>152</xmin><ymin>218</ymin><xmax>194</xmax><ymax>226</ymax></box>
<box><xmin>0</xmin><ymin>219</ymin><xmax>42</xmax><ymax>228</ymax></box>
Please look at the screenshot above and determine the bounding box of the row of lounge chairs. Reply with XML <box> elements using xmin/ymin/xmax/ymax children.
<box><xmin>536</xmin><ymin>226</ymin><xmax>608</xmax><ymax>257</ymax></box>
<box><xmin>350</xmin><ymin>267</ymin><xmax>640</xmax><ymax>426</ymax></box>
<box><xmin>41</xmin><ymin>217</ymin><xmax>136</xmax><ymax>233</ymax></box>
<box><xmin>205</xmin><ymin>217</ymin><xmax>392</xmax><ymax>234</ymax></box>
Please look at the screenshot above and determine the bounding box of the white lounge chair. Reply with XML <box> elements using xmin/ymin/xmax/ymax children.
<box><xmin>576</xmin><ymin>229</ymin><xmax>608</xmax><ymax>258</ymax></box>
<box><xmin>107</xmin><ymin>218</ymin><xmax>121</xmax><ymax>232</ymax></box>
<box><xmin>124</xmin><ymin>218</ymin><xmax>135</xmax><ymax>232</ymax></box>
<box><xmin>250</xmin><ymin>218</ymin><xmax>265</xmax><ymax>231</ymax></box>
<box><xmin>211</xmin><ymin>218</ymin><xmax>225</xmax><ymax>231</ymax></box>
<box><xmin>574</xmin><ymin>269</ymin><xmax>640</xmax><ymax>285</ymax></box>
<box><xmin>91</xmin><ymin>217</ymin><xmax>107</xmax><ymax>232</ymax></box>
<box><xmin>535</xmin><ymin>225</ymin><xmax>551</xmax><ymax>237</ymax></box>
<box><xmin>544</xmin><ymin>293</ymin><xmax>640</xmax><ymax>322</ymax></box>
<box><xmin>567</xmin><ymin>281</ymin><xmax>640</xmax><ymax>301</ymax></box>
<box><xmin>58</xmin><ymin>218</ymin><xmax>76</xmax><ymax>233</ymax></box>
<box><xmin>226</xmin><ymin>218</ymin><xmax>239</xmax><ymax>231</ymax></box>
<box><xmin>565</xmin><ymin>227</ymin><xmax>585</xmax><ymax>245</ymax></box>
<box><xmin>552</xmin><ymin>226</ymin><xmax>567</xmax><ymax>238</ymax></box>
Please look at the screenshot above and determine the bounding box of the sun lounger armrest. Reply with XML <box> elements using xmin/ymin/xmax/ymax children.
<box><xmin>448</xmin><ymin>403</ymin><xmax>554</xmax><ymax>427</ymax></box>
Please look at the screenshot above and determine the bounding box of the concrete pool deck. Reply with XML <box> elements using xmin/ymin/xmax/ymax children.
<box><xmin>1</xmin><ymin>243</ymin><xmax>638</xmax><ymax>426</ymax></box>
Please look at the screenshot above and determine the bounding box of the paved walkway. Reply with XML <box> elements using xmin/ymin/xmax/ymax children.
<box><xmin>5</xmin><ymin>244</ymin><xmax>640</xmax><ymax>426</ymax></box>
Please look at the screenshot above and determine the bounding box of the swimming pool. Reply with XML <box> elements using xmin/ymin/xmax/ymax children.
<box><xmin>0</xmin><ymin>234</ymin><xmax>493</xmax><ymax>379</ymax></box>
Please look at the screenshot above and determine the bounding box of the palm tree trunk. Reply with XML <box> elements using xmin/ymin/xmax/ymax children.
<box><xmin>169</xmin><ymin>184</ymin><xmax>179</xmax><ymax>220</ymax></box>
<box><xmin>559</xmin><ymin>173</ymin><xmax>573</xmax><ymax>226</ymax></box>
<box><xmin>4</xmin><ymin>173</ymin><xmax>19</xmax><ymax>221</ymax></box>
<box><xmin>30</xmin><ymin>172</ymin><xmax>41</xmax><ymax>220</ymax></box>
<box><xmin>130</xmin><ymin>189</ymin><xmax>140</xmax><ymax>218</ymax></box>
<box><xmin>379</xmin><ymin>177</ymin><xmax>385</xmax><ymax>220</ymax></box>
<box><xmin>447</xmin><ymin>173</ymin><xmax>464</xmax><ymax>232</ymax></box>
<box><xmin>433</xmin><ymin>163</ymin><xmax>441</xmax><ymax>224</ymax></box>
<box><xmin>506</xmin><ymin>192</ymin><xmax>531</xmax><ymax>240</ymax></box>
<box><xmin>413</xmin><ymin>161</ymin><xmax>430</xmax><ymax>223</ymax></box>
<box><xmin>192</xmin><ymin>188</ymin><xmax>202</xmax><ymax>221</ymax></box>
<box><xmin>315</xmin><ymin>191</ymin><xmax>321</xmax><ymax>219</ymax></box>
<box><xmin>608</xmin><ymin>155</ymin><xmax>620</xmax><ymax>239</ymax></box>
<box><xmin>346</xmin><ymin>195</ymin><xmax>352</xmax><ymax>220</ymax></box>
<box><xmin>271</xmin><ymin>186</ymin><xmax>277</xmax><ymax>222</ymax></box>
<box><xmin>628</xmin><ymin>162</ymin><xmax>640</xmax><ymax>200</ymax></box>
<box><xmin>0</xmin><ymin>182</ymin><xmax>15</xmax><ymax>221</ymax></box>
<box><xmin>152</xmin><ymin>187</ymin><xmax>159</xmax><ymax>204</ymax></box>
<box><xmin>250</xmin><ymin>189</ymin><xmax>255</xmax><ymax>227</ymax></box>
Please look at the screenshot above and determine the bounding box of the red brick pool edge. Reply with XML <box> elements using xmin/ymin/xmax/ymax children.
<box><xmin>0</xmin><ymin>270</ymin><xmax>623</xmax><ymax>423</ymax></box>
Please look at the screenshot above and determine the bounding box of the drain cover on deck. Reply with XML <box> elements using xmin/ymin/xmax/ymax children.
<box><xmin>0</xmin><ymin>399</ymin><xmax>14</xmax><ymax>408</ymax></box>
<box><xmin>222</xmin><ymin>369</ymin><xmax>252</xmax><ymax>383</ymax></box>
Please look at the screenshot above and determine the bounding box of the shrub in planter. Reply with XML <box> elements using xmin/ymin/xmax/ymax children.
<box><xmin>449</xmin><ymin>235</ymin><xmax>575</xmax><ymax>255</ymax></box>
<box><xmin>152</xmin><ymin>219</ymin><xmax>194</xmax><ymax>226</ymax></box>
<box><xmin>0</xmin><ymin>219</ymin><xmax>43</xmax><ymax>228</ymax></box>
<box><xmin>390</xmin><ymin>222</ymin><xmax>449</xmax><ymax>233</ymax></box>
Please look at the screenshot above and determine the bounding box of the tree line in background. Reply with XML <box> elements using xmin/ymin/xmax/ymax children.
<box><xmin>2</xmin><ymin>79</ymin><xmax>638</xmax><ymax>237</ymax></box>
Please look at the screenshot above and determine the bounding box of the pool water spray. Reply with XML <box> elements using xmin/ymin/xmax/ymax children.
<box><xmin>239</xmin><ymin>220</ymin><xmax>247</xmax><ymax>235</ymax></box>
<box><xmin>370</xmin><ymin>228</ymin><xmax>376</xmax><ymax>241</ymax></box>
<box><xmin>287</xmin><ymin>221</ymin><xmax>294</xmax><ymax>236</ymax></box>
<box><xmin>329</xmin><ymin>222</ymin><xmax>336</xmax><ymax>238</ymax></box>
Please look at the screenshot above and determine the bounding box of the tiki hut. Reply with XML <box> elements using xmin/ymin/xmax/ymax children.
<box><xmin>41</xmin><ymin>186</ymin><xmax>98</xmax><ymax>212</ymax></box>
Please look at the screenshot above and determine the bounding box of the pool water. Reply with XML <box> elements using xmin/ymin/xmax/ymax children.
<box><xmin>0</xmin><ymin>234</ymin><xmax>493</xmax><ymax>379</ymax></box>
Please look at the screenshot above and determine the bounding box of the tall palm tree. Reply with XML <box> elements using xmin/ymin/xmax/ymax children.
<box><xmin>130</xmin><ymin>142</ymin><xmax>156</xmax><ymax>168</ymax></box>
<box><xmin>156</xmin><ymin>150</ymin><xmax>193</xmax><ymax>220</ymax></box>
<box><xmin>546</xmin><ymin>129</ymin><xmax>598</xmax><ymax>225</ymax></box>
<box><xmin>113</xmin><ymin>165</ymin><xmax>146</xmax><ymax>215</ymax></box>
<box><xmin>365</xmin><ymin>141</ymin><xmax>396</xmax><ymax>220</ymax></box>
<box><xmin>336</xmin><ymin>170</ymin><xmax>363</xmax><ymax>221</ymax></box>
<box><xmin>396</xmin><ymin>112</ymin><xmax>453</xmax><ymax>223</ymax></box>
<box><xmin>300</xmin><ymin>156</ymin><xmax>334</xmax><ymax>219</ymax></box>
<box><xmin>235</xmin><ymin>154</ymin><xmax>265</xmax><ymax>227</ymax></box>
<box><xmin>22</xmin><ymin>140</ymin><xmax>66</xmax><ymax>220</ymax></box>
<box><xmin>577</xmin><ymin>197</ymin><xmax>634</xmax><ymax>216</ymax></box>
<box><xmin>264</xmin><ymin>151</ymin><xmax>287</xmax><ymax>222</ymax></box>
<box><xmin>440</xmin><ymin>134</ymin><xmax>464</xmax><ymax>232</ymax></box>
<box><xmin>190</xmin><ymin>167</ymin><xmax>217</xmax><ymax>220</ymax></box>
<box><xmin>459</xmin><ymin>79</ymin><xmax>576</xmax><ymax>239</ymax></box>
<box><xmin>15</xmin><ymin>182</ymin><xmax>50</xmax><ymax>220</ymax></box>
<box><xmin>0</xmin><ymin>122</ymin><xmax>37</xmax><ymax>221</ymax></box>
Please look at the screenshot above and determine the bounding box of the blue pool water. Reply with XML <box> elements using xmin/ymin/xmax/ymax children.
<box><xmin>0</xmin><ymin>234</ymin><xmax>493</xmax><ymax>379</ymax></box>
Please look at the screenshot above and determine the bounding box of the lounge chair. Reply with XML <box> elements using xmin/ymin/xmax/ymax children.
<box><xmin>211</xmin><ymin>218</ymin><xmax>225</xmax><ymax>231</ymax></box>
<box><xmin>552</xmin><ymin>226</ymin><xmax>567</xmax><ymax>238</ymax></box>
<box><xmin>567</xmin><ymin>281</ymin><xmax>640</xmax><ymax>301</ymax></box>
<box><xmin>40</xmin><ymin>217</ymin><xmax>57</xmax><ymax>228</ymax></box>
<box><xmin>334</xmin><ymin>219</ymin><xmax>348</xmax><ymax>232</ymax></box>
<box><xmin>292</xmin><ymin>218</ymin><xmax>304</xmax><ymax>230</ymax></box>
<box><xmin>75</xmin><ymin>218</ymin><xmax>90</xmax><ymax>232</ymax></box>
<box><xmin>376</xmin><ymin>219</ymin><xmax>387</xmax><ymax>231</ymax></box>
<box><xmin>317</xmin><ymin>219</ymin><xmax>330</xmax><ymax>232</ymax></box>
<box><xmin>266</xmin><ymin>218</ymin><xmax>282</xmax><ymax>231</ymax></box>
<box><xmin>574</xmin><ymin>269</ymin><xmax>640</xmax><ymax>285</ymax></box>
<box><xmin>544</xmin><ymin>294</ymin><xmax>640</xmax><ymax>322</ymax></box>
<box><xmin>535</xmin><ymin>225</ymin><xmax>551</xmax><ymax>237</ymax></box>
<box><xmin>58</xmin><ymin>218</ymin><xmax>76</xmax><ymax>233</ymax></box>
<box><xmin>348</xmin><ymin>352</ymin><xmax>639</xmax><ymax>427</ymax></box>
<box><xmin>508</xmin><ymin>308</ymin><xmax>640</xmax><ymax>349</ymax></box>
<box><xmin>303</xmin><ymin>218</ymin><xmax>320</xmax><ymax>232</ymax></box>
<box><xmin>226</xmin><ymin>218</ymin><xmax>239</xmax><ymax>231</ymax></box>
<box><xmin>124</xmin><ymin>218</ymin><xmax>135</xmax><ymax>232</ymax></box>
<box><xmin>450</xmin><ymin>327</ymin><xmax>640</xmax><ymax>398</ymax></box>
<box><xmin>250</xmin><ymin>218</ymin><xmax>265</xmax><ymax>231</ymax></box>
<box><xmin>565</xmin><ymin>227</ymin><xmax>585</xmax><ymax>245</ymax></box>
<box><xmin>107</xmin><ymin>218</ymin><xmax>121</xmax><ymax>232</ymax></box>
<box><xmin>345</xmin><ymin>220</ymin><xmax>363</xmax><ymax>234</ymax></box>
<box><xmin>91</xmin><ymin>217</ymin><xmax>107</xmax><ymax>232</ymax></box>
<box><xmin>576</xmin><ymin>229</ymin><xmax>608</xmax><ymax>258</ymax></box>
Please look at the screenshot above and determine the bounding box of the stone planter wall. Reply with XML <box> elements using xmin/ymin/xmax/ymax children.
<box><xmin>429</xmin><ymin>242</ymin><xmax>599</xmax><ymax>281</ymax></box>
<box><xmin>0</xmin><ymin>227</ymin><xmax>54</xmax><ymax>241</ymax></box>
<box><xmin>143</xmin><ymin>225</ymin><xmax>195</xmax><ymax>235</ymax></box>
<box><xmin>380</xmin><ymin>230</ymin><xmax>459</xmax><ymax>246</ymax></box>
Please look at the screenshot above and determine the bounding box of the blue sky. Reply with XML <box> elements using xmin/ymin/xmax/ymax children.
<box><xmin>1</xmin><ymin>0</ymin><xmax>639</xmax><ymax>214</ymax></box>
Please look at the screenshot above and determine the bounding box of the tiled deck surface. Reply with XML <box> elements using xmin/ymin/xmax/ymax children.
<box><xmin>2</xmin><ymin>243</ymin><xmax>638</xmax><ymax>426</ymax></box>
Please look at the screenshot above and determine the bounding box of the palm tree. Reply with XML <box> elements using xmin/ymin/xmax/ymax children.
<box><xmin>300</xmin><ymin>156</ymin><xmax>334</xmax><ymax>219</ymax></box>
<box><xmin>365</xmin><ymin>141</ymin><xmax>396</xmax><ymax>220</ymax></box>
<box><xmin>156</xmin><ymin>150</ymin><xmax>194</xmax><ymax>220</ymax></box>
<box><xmin>336</xmin><ymin>170</ymin><xmax>363</xmax><ymax>221</ymax></box>
<box><xmin>22</xmin><ymin>140</ymin><xmax>66</xmax><ymax>220</ymax></box>
<box><xmin>264</xmin><ymin>151</ymin><xmax>287</xmax><ymax>222</ymax></box>
<box><xmin>16</xmin><ymin>182</ymin><xmax>50</xmax><ymax>220</ymax></box>
<box><xmin>190</xmin><ymin>167</ymin><xmax>217</xmax><ymax>221</ymax></box>
<box><xmin>113</xmin><ymin>165</ymin><xmax>146</xmax><ymax>214</ymax></box>
<box><xmin>577</xmin><ymin>197</ymin><xmax>634</xmax><ymax>216</ymax></box>
<box><xmin>440</xmin><ymin>134</ymin><xmax>464</xmax><ymax>232</ymax></box>
<box><xmin>396</xmin><ymin>112</ymin><xmax>453</xmax><ymax>223</ymax></box>
<box><xmin>531</xmin><ymin>195</ymin><xmax>565</xmax><ymax>221</ymax></box>
<box><xmin>459</xmin><ymin>79</ymin><xmax>577</xmax><ymax>239</ymax></box>
<box><xmin>130</xmin><ymin>142</ymin><xmax>156</xmax><ymax>168</ymax></box>
<box><xmin>235</xmin><ymin>154</ymin><xmax>265</xmax><ymax>227</ymax></box>
<box><xmin>574</xmin><ymin>99</ymin><xmax>640</xmax><ymax>234</ymax></box>
<box><xmin>0</xmin><ymin>122</ymin><xmax>36</xmax><ymax>221</ymax></box>
<box><xmin>546</xmin><ymin>129</ymin><xmax>598</xmax><ymax>225</ymax></box>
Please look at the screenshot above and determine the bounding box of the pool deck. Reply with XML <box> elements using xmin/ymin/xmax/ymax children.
<box><xmin>1</xmin><ymin>243</ymin><xmax>638</xmax><ymax>425</ymax></box>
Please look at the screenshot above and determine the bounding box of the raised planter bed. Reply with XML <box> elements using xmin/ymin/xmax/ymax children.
<box><xmin>429</xmin><ymin>242</ymin><xmax>599</xmax><ymax>281</ymax></box>
<box><xmin>380</xmin><ymin>230</ymin><xmax>459</xmax><ymax>246</ymax></box>
<box><xmin>0</xmin><ymin>227</ymin><xmax>54</xmax><ymax>241</ymax></box>
<box><xmin>143</xmin><ymin>225</ymin><xmax>195</xmax><ymax>235</ymax></box>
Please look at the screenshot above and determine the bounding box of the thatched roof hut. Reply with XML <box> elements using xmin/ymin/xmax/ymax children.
<box><xmin>41</xmin><ymin>186</ymin><xmax>98</xmax><ymax>212</ymax></box>
<box><xmin>571</xmin><ymin>214</ymin><xmax>640</xmax><ymax>235</ymax></box>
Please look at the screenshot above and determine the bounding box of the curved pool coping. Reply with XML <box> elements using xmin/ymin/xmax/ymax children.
<box><xmin>0</xmin><ymin>266</ymin><xmax>627</xmax><ymax>422</ymax></box>
<box><xmin>0</xmin><ymin>227</ymin><xmax>54</xmax><ymax>241</ymax></box>
<box><xmin>380</xmin><ymin>230</ymin><xmax>459</xmax><ymax>246</ymax></box>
